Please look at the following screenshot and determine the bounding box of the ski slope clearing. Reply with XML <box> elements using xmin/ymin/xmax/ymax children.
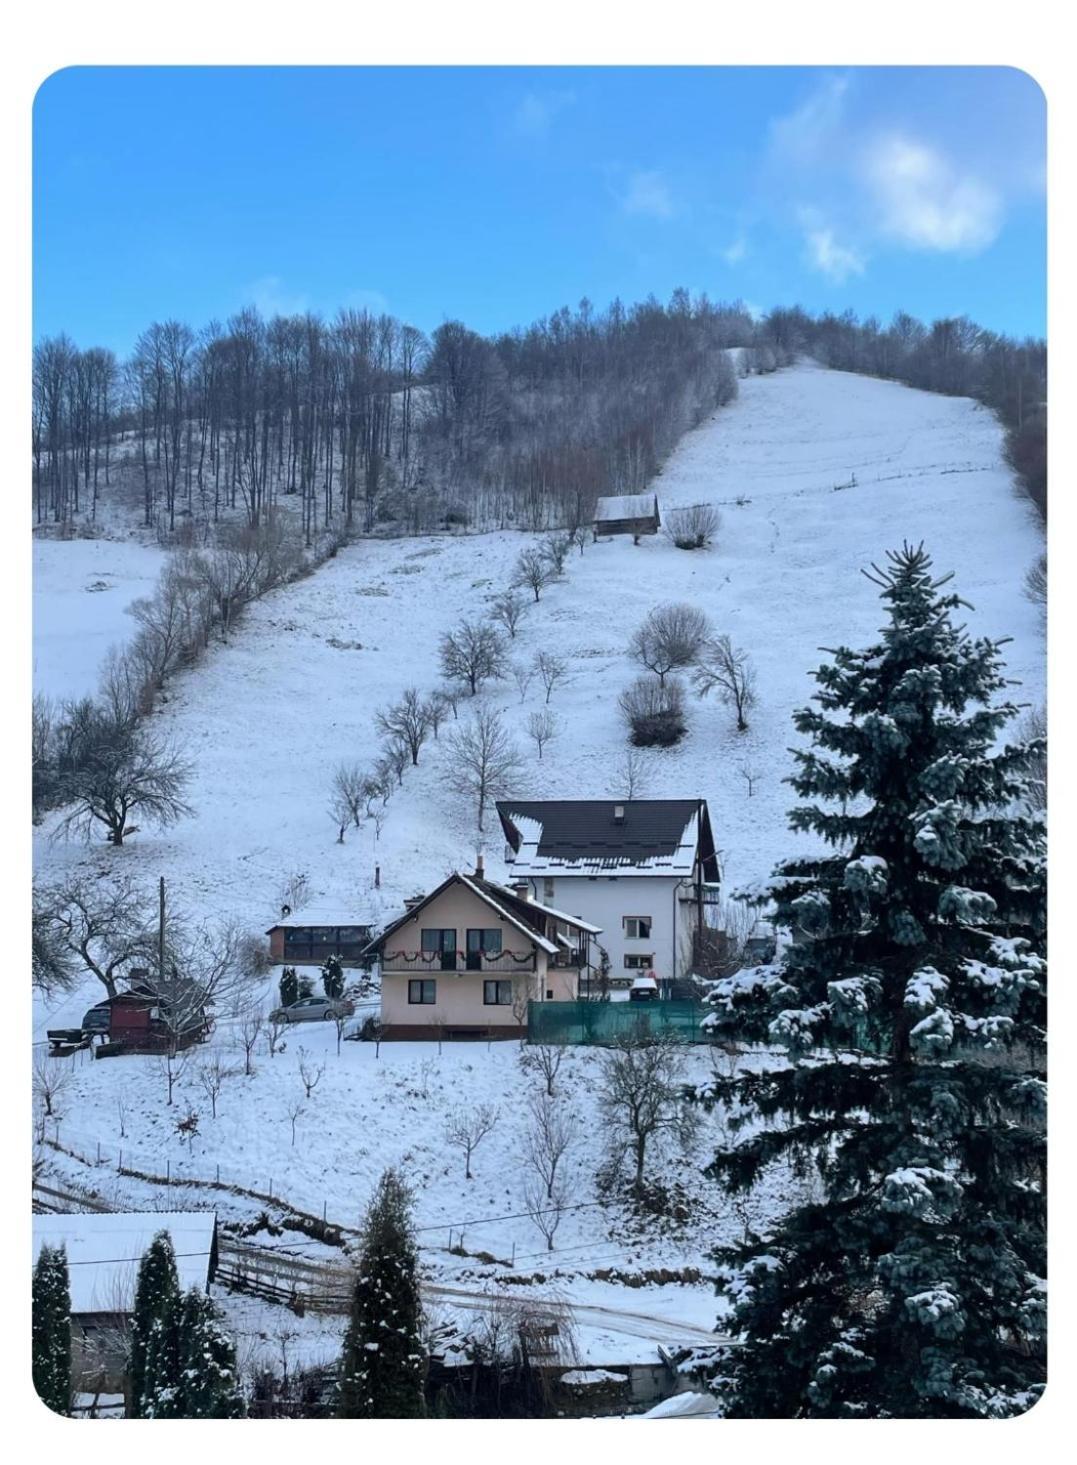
<box><xmin>34</xmin><ymin>360</ymin><xmax>1045</xmax><ymax>929</ymax></box>
<box><xmin>33</xmin><ymin>535</ymin><xmax>166</xmax><ymax>700</ymax></box>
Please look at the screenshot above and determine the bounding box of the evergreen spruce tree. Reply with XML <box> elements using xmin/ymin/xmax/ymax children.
<box><xmin>698</xmin><ymin>546</ymin><xmax>1046</xmax><ymax>1419</ymax></box>
<box><xmin>338</xmin><ymin>1168</ymin><xmax>426</xmax><ymax>1417</ymax></box>
<box><xmin>32</xmin><ymin>1243</ymin><xmax>71</xmax><ymax>1416</ymax></box>
<box><xmin>322</xmin><ymin>954</ymin><xmax>344</xmax><ymax>1000</ymax></box>
<box><xmin>128</xmin><ymin>1230</ymin><xmax>183</xmax><ymax>1418</ymax></box>
<box><xmin>177</xmin><ymin>1290</ymin><xmax>246</xmax><ymax>1417</ymax></box>
<box><xmin>280</xmin><ymin>966</ymin><xmax>299</xmax><ymax>1008</ymax></box>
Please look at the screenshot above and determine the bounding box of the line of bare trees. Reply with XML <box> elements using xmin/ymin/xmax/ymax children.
<box><xmin>34</xmin><ymin>292</ymin><xmax>750</xmax><ymax>540</ymax></box>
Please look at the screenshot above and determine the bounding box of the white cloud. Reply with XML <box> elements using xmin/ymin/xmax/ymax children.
<box><xmin>864</xmin><ymin>133</ymin><xmax>1002</xmax><ymax>252</ymax></box>
<box><xmin>721</xmin><ymin>236</ymin><xmax>748</xmax><ymax>265</ymax></box>
<box><xmin>621</xmin><ymin>170</ymin><xmax>676</xmax><ymax>221</ymax></box>
<box><xmin>245</xmin><ymin>275</ymin><xmax>309</xmax><ymax>318</ymax></box>
<box><xmin>801</xmin><ymin>218</ymin><xmax>866</xmax><ymax>283</ymax></box>
<box><xmin>512</xmin><ymin>89</ymin><xmax>575</xmax><ymax>139</ymax></box>
<box><xmin>769</xmin><ymin>74</ymin><xmax>849</xmax><ymax>164</ymax></box>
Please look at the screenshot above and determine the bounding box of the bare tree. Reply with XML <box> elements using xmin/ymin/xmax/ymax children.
<box><xmin>157</xmin><ymin>1044</ymin><xmax>195</xmax><ymax>1105</ymax></box>
<box><xmin>628</xmin><ymin>603</ymin><xmax>711</xmax><ymax>685</ymax></box>
<box><xmin>523</xmin><ymin>1171</ymin><xmax>570</xmax><ymax>1252</ymax></box>
<box><xmin>541</xmin><ymin>533</ymin><xmax>573</xmax><ymax>576</ymax></box>
<box><xmin>377</xmin><ymin>737</ymin><xmax>410</xmax><ymax>790</ymax></box>
<box><xmin>286</xmin><ymin>1098</ymin><xmax>304</xmax><ymax>1147</ymax></box>
<box><xmin>56</xmin><ymin>716</ymin><xmax>193</xmax><ymax>847</ymax></box>
<box><xmin>333</xmin><ymin>1010</ymin><xmax>349</xmax><ymax>1056</ymax></box>
<box><xmin>526</xmin><ymin>708</ymin><xmax>558</xmax><ymax>760</ymax></box>
<box><xmin>439</xmin><ymin>620</ymin><xmax>508</xmax><ymax>696</ymax></box>
<box><xmin>520</xmin><ymin>1042</ymin><xmax>566</xmax><ymax>1097</ymax></box>
<box><xmin>444</xmin><ymin>708</ymin><xmax>524</xmax><ymax>831</ymax></box>
<box><xmin>425</xmin><ymin>692</ymin><xmax>452</xmax><ymax>741</ymax></box>
<box><xmin>738</xmin><ymin>762</ymin><xmax>761</xmax><ymax>797</ymax></box>
<box><xmin>329</xmin><ymin>762</ymin><xmax>368</xmax><ymax>842</ymax></box>
<box><xmin>535</xmin><ymin>651</ymin><xmax>569</xmax><ymax>704</ymax></box>
<box><xmin>599</xmin><ymin>1035</ymin><xmax>695</xmax><ymax>1195</ymax></box>
<box><xmin>515</xmin><ymin>547</ymin><xmax>553</xmax><ymax>602</ymax></box>
<box><xmin>277</xmin><ymin>870</ymin><xmax>311</xmax><ymax>919</ymax></box>
<box><xmin>31</xmin><ymin>892</ymin><xmax>78</xmax><ymax>997</ymax></box>
<box><xmin>266</xmin><ymin>1014</ymin><xmax>288</xmax><ymax>1057</ymax></box>
<box><xmin>116</xmin><ymin>1094</ymin><xmax>128</xmax><ymax>1139</ymax></box>
<box><xmin>444</xmin><ymin>1103</ymin><xmax>499</xmax><ymax>1180</ymax></box>
<box><xmin>511</xmin><ymin>973</ymin><xmax>534</xmax><ymax>1044</ymax></box>
<box><xmin>608</xmin><ymin>746</ymin><xmax>653</xmax><ymax>799</ymax></box>
<box><xmin>238</xmin><ymin>1013</ymin><xmax>263</xmax><ymax>1076</ymax></box>
<box><xmin>36</xmin><ymin>873</ymin><xmax>158</xmax><ymax>998</ymax></box>
<box><xmin>198</xmin><ymin>1052</ymin><xmax>237</xmax><ymax>1119</ymax></box>
<box><xmin>664</xmin><ymin>502</ymin><xmax>720</xmax><ymax>550</ymax></box>
<box><xmin>694</xmin><ymin>634</ymin><xmax>757</xmax><ymax>732</ymax></box>
<box><xmin>376</xmin><ymin>688</ymin><xmax>434</xmax><ymax>766</ymax></box>
<box><xmin>524</xmin><ymin>1089</ymin><xmax>573</xmax><ymax>1199</ymax></box>
<box><xmin>511</xmin><ymin>660</ymin><xmax>536</xmax><ymax>704</ymax></box>
<box><xmin>436</xmin><ymin>684</ymin><xmax>463</xmax><ymax>722</ymax></box>
<box><xmin>490</xmin><ymin>591</ymin><xmax>529</xmax><ymax>641</ymax></box>
<box><xmin>32</xmin><ymin>1051</ymin><xmax>71</xmax><ymax>1118</ymax></box>
<box><xmin>1023</xmin><ymin>553</ymin><xmax>1046</xmax><ymax>618</ymax></box>
<box><xmin>298</xmin><ymin>1049</ymin><xmax>325</xmax><ymax>1099</ymax></box>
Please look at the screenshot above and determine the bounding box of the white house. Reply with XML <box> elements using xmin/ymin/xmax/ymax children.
<box><xmin>496</xmin><ymin>799</ymin><xmax>720</xmax><ymax>986</ymax></box>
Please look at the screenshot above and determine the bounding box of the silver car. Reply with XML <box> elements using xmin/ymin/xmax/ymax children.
<box><xmin>269</xmin><ymin>996</ymin><xmax>353</xmax><ymax>1024</ymax></box>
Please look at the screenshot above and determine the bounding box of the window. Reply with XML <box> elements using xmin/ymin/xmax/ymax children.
<box><xmin>624</xmin><ymin>954</ymin><xmax>654</xmax><ymax>971</ymax></box>
<box><xmin>466</xmin><ymin>928</ymin><xmax>503</xmax><ymax>970</ymax></box>
<box><xmin>623</xmin><ymin>917</ymin><xmax>652</xmax><ymax>940</ymax></box>
<box><xmin>408</xmin><ymin>979</ymin><xmax>436</xmax><ymax>1005</ymax></box>
<box><xmin>483</xmin><ymin>980</ymin><xmax>513</xmax><ymax>1006</ymax></box>
<box><xmin>546</xmin><ymin>988</ymin><xmax>554</xmax><ymax>1000</ymax></box>
<box><xmin>421</xmin><ymin>929</ymin><xmax>457</xmax><ymax>970</ymax></box>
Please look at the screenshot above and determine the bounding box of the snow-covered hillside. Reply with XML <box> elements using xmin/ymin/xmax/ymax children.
<box><xmin>33</xmin><ymin>536</ymin><xmax>166</xmax><ymax>700</ymax></box>
<box><xmin>33</xmin><ymin>361</ymin><xmax>1045</xmax><ymax>932</ymax></box>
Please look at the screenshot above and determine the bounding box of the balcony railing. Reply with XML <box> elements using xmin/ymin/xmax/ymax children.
<box><xmin>381</xmin><ymin>950</ymin><xmax>537</xmax><ymax>974</ymax></box>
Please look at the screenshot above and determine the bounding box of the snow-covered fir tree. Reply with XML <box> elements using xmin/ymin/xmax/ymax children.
<box><xmin>338</xmin><ymin>1168</ymin><xmax>426</xmax><ymax>1417</ymax></box>
<box><xmin>129</xmin><ymin>1230</ymin><xmax>183</xmax><ymax>1418</ymax></box>
<box><xmin>178</xmin><ymin>1290</ymin><xmax>246</xmax><ymax>1418</ymax></box>
<box><xmin>697</xmin><ymin>545</ymin><xmax>1046</xmax><ymax>1418</ymax></box>
<box><xmin>32</xmin><ymin>1243</ymin><xmax>71</xmax><ymax>1415</ymax></box>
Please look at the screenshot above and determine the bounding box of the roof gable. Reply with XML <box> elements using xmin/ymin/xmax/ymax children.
<box><xmin>368</xmin><ymin>873</ymin><xmax>560</xmax><ymax>955</ymax></box>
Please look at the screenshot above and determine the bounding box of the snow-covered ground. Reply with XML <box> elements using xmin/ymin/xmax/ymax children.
<box><xmin>33</xmin><ymin>535</ymin><xmax>166</xmax><ymax>700</ymax></box>
<box><xmin>33</xmin><ymin>359</ymin><xmax>1045</xmax><ymax>1362</ymax></box>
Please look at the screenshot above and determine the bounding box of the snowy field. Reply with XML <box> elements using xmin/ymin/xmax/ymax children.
<box><xmin>33</xmin><ymin>535</ymin><xmax>166</xmax><ymax>700</ymax></box>
<box><xmin>33</xmin><ymin>360</ymin><xmax>1045</xmax><ymax>1359</ymax></box>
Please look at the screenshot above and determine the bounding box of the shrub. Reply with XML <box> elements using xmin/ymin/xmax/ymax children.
<box><xmin>618</xmin><ymin>677</ymin><xmax>688</xmax><ymax>747</ymax></box>
<box><xmin>664</xmin><ymin>503</ymin><xmax>720</xmax><ymax>550</ymax></box>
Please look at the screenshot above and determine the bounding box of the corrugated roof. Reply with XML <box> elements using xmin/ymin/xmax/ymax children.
<box><xmin>266</xmin><ymin>905</ymin><xmax>378</xmax><ymax>932</ymax></box>
<box><xmin>33</xmin><ymin>1211</ymin><xmax>216</xmax><ymax>1315</ymax></box>
<box><xmin>497</xmin><ymin>799</ymin><xmax>720</xmax><ymax>881</ymax></box>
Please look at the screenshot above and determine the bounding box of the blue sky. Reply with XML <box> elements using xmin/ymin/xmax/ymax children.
<box><xmin>33</xmin><ymin>66</ymin><xmax>1046</xmax><ymax>352</ymax></box>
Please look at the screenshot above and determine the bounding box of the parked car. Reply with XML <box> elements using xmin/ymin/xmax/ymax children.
<box><xmin>628</xmin><ymin>976</ymin><xmax>660</xmax><ymax>1003</ymax></box>
<box><xmin>81</xmin><ymin>1002</ymin><xmax>111</xmax><ymax>1037</ymax></box>
<box><xmin>268</xmin><ymin>996</ymin><xmax>354</xmax><ymax>1024</ymax></box>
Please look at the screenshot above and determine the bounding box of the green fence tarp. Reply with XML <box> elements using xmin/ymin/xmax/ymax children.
<box><xmin>527</xmin><ymin>999</ymin><xmax>710</xmax><ymax>1046</ymax></box>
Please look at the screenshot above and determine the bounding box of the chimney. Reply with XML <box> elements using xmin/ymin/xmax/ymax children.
<box><xmin>280</xmin><ymin>903</ymin><xmax>292</xmax><ymax>919</ymax></box>
<box><xmin>403</xmin><ymin>894</ymin><xmax>424</xmax><ymax>912</ymax></box>
<box><xmin>613</xmin><ymin>804</ymin><xmax>625</xmax><ymax>825</ymax></box>
<box><xmin>513</xmin><ymin>879</ymin><xmax>531</xmax><ymax>901</ymax></box>
<box><xmin>374</xmin><ymin>864</ymin><xmax>381</xmax><ymax>889</ymax></box>
<box><xmin>474</xmin><ymin>852</ymin><xmax>485</xmax><ymax>880</ymax></box>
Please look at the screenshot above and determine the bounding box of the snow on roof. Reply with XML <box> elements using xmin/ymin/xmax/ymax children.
<box><xmin>33</xmin><ymin>1211</ymin><xmax>216</xmax><ymax>1315</ymax></box>
<box><xmin>457</xmin><ymin>875</ymin><xmax>559</xmax><ymax>955</ymax></box>
<box><xmin>642</xmin><ymin>1391</ymin><xmax>721</xmax><ymax>1418</ymax></box>
<box><xmin>267</xmin><ymin>905</ymin><xmax>378</xmax><ymax>931</ymax></box>
<box><xmin>594</xmin><ymin>493</ymin><xmax>659</xmax><ymax>522</ymax></box>
<box><xmin>497</xmin><ymin>800</ymin><xmax>718</xmax><ymax>880</ymax></box>
<box><xmin>492</xmin><ymin>885</ymin><xmax>602</xmax><ymax>935</ymax></box>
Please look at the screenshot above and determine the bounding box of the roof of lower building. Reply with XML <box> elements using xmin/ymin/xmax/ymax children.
<box><xmin>266</xmin><ymin>905</ymin><xmax>379</xmax><ymax>933</ymax></box>
<box><xmin>594</xmin><ymin>492</ymin><xmax>659</xmax><ymax>522</ymax></box>
<box><xmin>496</xmin><ymin>799</ymin><xmax>720</xmax><ymax>881</ymax></box>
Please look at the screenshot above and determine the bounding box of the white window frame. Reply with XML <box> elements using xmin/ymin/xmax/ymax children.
<box><xmin>623</xmin><ymin>916</ymin><xmax>653</xmax><ymax>940</ymax></box>
<box><xmin>624</xmin><ymin>953</ymin><xmax>654</xmax><ymax>971</ymax></box>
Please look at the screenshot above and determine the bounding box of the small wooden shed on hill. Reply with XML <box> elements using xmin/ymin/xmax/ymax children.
<box><xmin>593</xmin><ymin>493</ymin><xmax>661</xmax><ymax>541</ymax></box>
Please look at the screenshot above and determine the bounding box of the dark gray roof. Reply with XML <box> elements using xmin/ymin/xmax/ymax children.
<box><xmin>497</xmin><ymin>799</ymin><xmax>719</xmax><ymax>881</ymax></box>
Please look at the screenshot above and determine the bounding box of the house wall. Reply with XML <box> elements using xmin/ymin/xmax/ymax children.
<box><xmin>519</xmin><ymin>874</ymin><xmax>698</xmax><ymax>981</ymax></box>
<box><xmin>378</xmin><ymin>882</ymin><xmax>580</xmax><ymax>1036</ymax></box>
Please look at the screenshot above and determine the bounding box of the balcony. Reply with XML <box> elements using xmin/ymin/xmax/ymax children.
<box><xmin>380</xmin><ymin>949</ymin><xmax>537</xmax><ymax>974</ymax></box>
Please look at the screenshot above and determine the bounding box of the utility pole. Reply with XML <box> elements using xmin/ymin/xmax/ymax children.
<box><xmin>158</xmin><ymin>876</ymin><xmax>166</xmax><ymax>984</ymax></box>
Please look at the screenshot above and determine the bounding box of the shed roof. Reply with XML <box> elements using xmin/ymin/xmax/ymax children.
<box><xmin>594</xmin><ymin>493</ymin><xmax>659</xmax><ymax>523</ymax></box>
<box><xmin>267</xmin><ymin>905</ymin><xmax>378</xmax><ymax>933</ymax></box>
<box><xmin>497</xmin><ymin>799</ymin><xmax>720</xmax><ymax>881</ymax></box>
<box><xmin>33</xmin><ymin>1211</ymin><xmax>216</xmax><ymax>1315</ymax></box>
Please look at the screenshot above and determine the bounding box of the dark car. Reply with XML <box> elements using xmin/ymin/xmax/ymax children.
<box><xmin>268</xmin><ymin>996</ymin><xmax>354</xmax><ymax>1024</ymax></box>
<box><xmin>81</xmin><ymin>1002</ymin><xmax>111</xmax><ymax>1036</ymax></box>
